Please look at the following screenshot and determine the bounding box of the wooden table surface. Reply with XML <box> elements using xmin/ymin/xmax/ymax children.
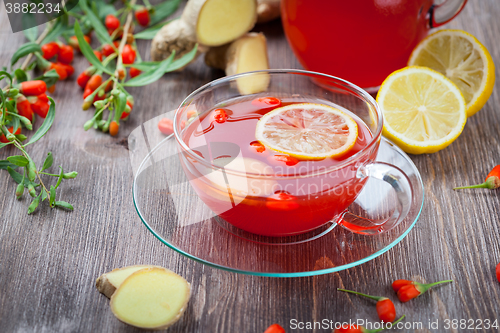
<box><xmin>1</xmin><ymin>1</ymin><xmax>500</xmax><ymax>332</ymax></box>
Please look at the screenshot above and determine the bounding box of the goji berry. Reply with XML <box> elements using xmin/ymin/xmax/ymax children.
<box><xmin>121</xmin><ymin>44</ymin><xmax>136</xmax><ymax>64</ymax></box>
<box><xmin>266</xmin><ymin>192</ymin><xmax>300</xmax><ymax>211</ymax></box>
<box><xmin>93</xmin><ymin>50</ymin><xmax>103</xmax><ymax>62</ymax></box>
<box><xmin>135</xmin><ymin>7</ymin><xmax>150</xmax><ymax>27</ymax></box>
<box><xmin>120</xmin><ymin>111</ymin><xmax>130</xmax><ymax>120</ymax></box>
<box><xmin>105</xmin><ymin>80</ymin><xmax>114</xmax><ymax>92</ymax></box>
<box><xmin>85</xmin><ymin>74</ymin><xmax>102</xmax><ymax>91</ymax></box>
<box><xmin>48</xmin><ymin>85</ymin><xmax>56</xmax><ymax>93</ymax></box>
<box><xmin>57</xmin><ymin>62</ymin><xmax>74</xmax><ymax>77</ymax></box>
<box><xmin>263</xmin><ymin>324</ymin><xmax>285</xmax><ymax>333</ymax></box>
<box><xmin>273</xmin><ymin>155</ymin><xmax>299</xmax><ymax>166</ymax></box>
<box><xmin>455</xmin><ymin>165</ymin><xmax>500</xmax><ymax>190</ymax></box>
<box><xmin>49</xmin><ymin>62</ymin><xmax>68</xmax><ymax>80</ymax></box>
<box><xmin>105</xmin><ymin>14</ymin><xmax>120</xmax><ymax>31</ymax></box>
<box><xmin>250</xmin><ymin>141</ymin><xmax>266</xmax><ymax>153</ymax></box>
<box><xmin>83</xmin><ymin>88</ymin><xmax>93</xmax><ymax>100</ymax></box>
<box><xmin>391</xmin><ymin>280</ymin><xmax>412</xmax><ymax>293</ymax></box>
<box><xmin>20</xmin><ymin>80</ymin><xmax>47</xmax><ymax>96</ymax></box>
<box><xmin>394</xmin><ymin>279</ymin><xmax>453</xmax><ymax>303</ymax></box>
<box><xmin>213</xmin><ymin>109</ymin><xmax>228</xmax><ymax>123</ymax></box>
<box><xmin>0</xmin><ymin>127</ymin><xmax>21</xmax><ymax>143</ymax></box>
<box><xmin>28</xmin><ymin>94</ymin><xmax>50</xmax><ymax>118</ymax></box>
<box><xmin>16</xmin><ymin>96</ymin><xmax>34</xmax><ymax>121</ymax></box>
<box><xmin>41</xmin><ymin>42</ymin><xmax>60</xmax><ymax>60</ymax></box>
<box><xmin>77</xmin><ymin>67</ymin><xmax>97</xmax><ymax>89</ymax></box>
<box><xmin>129</xmin><ymin>67</ymin><xmax>141</xmax><ymax>78</ymax></box>
<box><xmin>496</xmin><ymin>263</ymin><xmax>500</xmax><ymax>283</ymax></box>
<box><xmin>109</xmin><ymin>120</ymin><xmax>119</xmax><ymax>136</ymax></box>
<box><xmin>158</xmin><ymin>118</ymin><xmax>174</xmax><ymax>135</ymax></box>
<box><xmin>102</xmin><ymin>44</ymin><xmax>116</xmax><ymax>57</ymax></box>
<box><xmin>117</xmin><ymin>67</ymin><xmax>126</xmax><ymax>80</ymax></box>
<box><xmin>338</xmin><ymin>289</ymin><xmax>396</xmax><ymax>323</ymax></box>
<box><xmin>69</xmin><ymin>35</ymin><xmax>90</xmax><ymax>52</ymax></box>
<box><xmin>252</xmin><ymin>96</ymin><xmax>282</xmax><ymax>108</ymax></box>
<box><xmin>57</xmin><ymin>45</ymin><xmax>74</xmax><ymax>64</ymax></box>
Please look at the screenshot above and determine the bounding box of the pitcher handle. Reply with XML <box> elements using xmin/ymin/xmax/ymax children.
<box><xmin>430</xmin><ymin>0</ymin><xmax>468</xmax><ymax>28</ymax></box>
<box><xmin>338</xmin><ymin>162</ymin><xmax>412</xmax><ymax>235</ymax></box>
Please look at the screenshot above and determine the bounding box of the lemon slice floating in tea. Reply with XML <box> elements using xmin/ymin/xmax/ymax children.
<box><xmin>255</xmin><ymin>103</ymin><xmax>358</xmax><ymax>160</ymax></box>
<box><xmin>376</xmin><ymin>66</ymin><xmax>467</xmax><ymax>155</ymax></box>
<box><xmin>408</xmin><ymin>29</ymin><xmax>495</xmax><ymax>117</ymax></box>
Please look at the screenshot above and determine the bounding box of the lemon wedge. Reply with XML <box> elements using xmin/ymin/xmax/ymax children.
<box><xmin>255</xmin><ymin>103</ymin><xmax>358</xmax><ymax>160</ymax></box>
<box><xmin>376</xmin><ymin>66</ymin><xmax>467</xmax><ymax>155</ymax></box>
<box><xmin>408</xmin><ymin>29</ymin><xmax>495</xmax><ymax>117</ymax></box>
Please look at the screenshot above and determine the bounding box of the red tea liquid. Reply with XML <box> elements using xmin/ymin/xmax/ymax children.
<box><xmin>181</xmin><ymin>97</ymin><xmax>376</xmax><ymax>236</ymax></box>
<box><xmin>281</xmin><ymin>0</ymin><xmax>433</xmax><ymax>89</ymax></box>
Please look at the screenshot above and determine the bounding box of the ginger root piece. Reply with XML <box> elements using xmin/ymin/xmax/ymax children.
<box><xmin>110</xmin><ymin>267</ymin><xmax>191</xmax><ymax>330</ymax></box>
<box><xmin>151</xmin><ymin>0</ymin><xmax>257</xmax><ymax>62</ymax></box>
<box><xmin>96</xmin><ymin>265</ymin><xmax>158</xmax><ymax>298</ymax></box>
<box><xmin>257</xmin><ymin>0</ymin><xmax>281</xmax><ymax>23</ymax></box>
<box><xmin>205</xmin><ymin>32</ymin><xmax>270</xmax><ymax>95</ymax></box>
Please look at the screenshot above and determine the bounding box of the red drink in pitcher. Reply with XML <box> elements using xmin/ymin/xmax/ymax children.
<box><xmin>180</xmin><ymin>96</ymin><xmax>375</xmax><ymax>236</ymax></box>
<box><xmin>281</xmin><ymin>0</ymin><xmax>467</xmax><ymax>90</ymax></box>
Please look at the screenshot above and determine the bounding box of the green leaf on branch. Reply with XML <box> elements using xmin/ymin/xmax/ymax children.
<box><xmin>7</xmin><ymin>167</ymin><xmax>23</xmax><ymax>184</ymax></box>
<box><xmin>28</xmin><ymin>197</ymin><xmax>40</xmax><ymax>214</ymax></box>
<box><xmin>55</xmin><ymin>166</ymin><xmax>64</xmax><ymax>189</ymax></box>
<box><xmin>23</xmin><ymin>26</ymin><xmax>38</xmax><ymax>42</ymax></box>
<box><xmin>42</xmin><ymin>152</ymin><xmax>54</xmax><ymax>171</ymax></box>
<box><xmin>0</xmin><ymin>142</ymin><xmax>13</xmax><ymax>149</ymax></box>
<box><xmin>11</xmin><ymin>43</ymin><xmax>42</xmax><ymax>68</ymax></box>
<box><xmin>49</xmin><ymin>185</ymin><xmax>56</xmax><ymax>207</ymax></box>
<box><xmin>124</xmin><ymin>51</ymin><xmax>176</xmax><ymax>87</ymax></box>
<box><xmin>166</xmin><ymin>45</ymin><xmax>198</xmax><ymax>71</ymax></box>
<box><xmin>0</xmin><ymin>71</ymin><xmax>13</xmax><ymax>84</ymax></box>
<box><xmin>15</xmin><ymin>69</ymin><xmax>28</xmax><ymax>82</ymax></box>
<box><xmin>15</xmin><ymin>134</ymin><xmax>27</xmax><ymax>142</ymax></box>
<box><xmin>41</xmin><ymin>189</ymin><xmax>47</xmax><ymax>202</ymax></box>
<box><xmin>55</xmin><ymin>201</ymin><xmax>74</xmax><ymax>211</ymax></box>
<box><xmin>149</xmin><ymin>0</ymin><xmax>182</xmax><ymax>26</ymax></box>
<box><xmin>25</xmin><ymin>97</ymin><xmax>56</xmax><ymax>146</ymax></box>
<box><xmin>0</xmin><ymin>160</ymin><xmax>17</xmax><ymax>170</ymax></box>
<box><xmin>7</xmin><ymin>155</ymin><xmax>29</xmax><ymax>167</ymax></box>
<box><xmin>35</xmin><ymin>70</ymin><xmax>60</xmax><ymax>87</ymax></box>
<box><xmin>74</xmin><ymin>21</ymin><xmax>113</xmax><ymax>75</ymax></box>
<box><xmin>79</xmin><ymin>0</ymin><xmax>113</xmax><ymax>45</ymax></box>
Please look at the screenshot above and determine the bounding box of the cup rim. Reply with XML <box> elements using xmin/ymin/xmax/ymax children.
<box><xmin>173</xmin><ymin>69</ymin><xmax>383</xmax><ymax>178</ymax></box>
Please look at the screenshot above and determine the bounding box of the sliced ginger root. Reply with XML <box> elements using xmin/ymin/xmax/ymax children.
<box><xmin>110</xmin><ymin>267</ymin><xmax>191</xmax><ymax>330</ymax></box>
<box><xmin>257</xmin><ymin>0</ymin><xmax>281</xmax><ymax>24</ymax></box>
<box><xmin>205</xmin><ymin>32</ymin><xmax>270</xmax><ymax>95</ymax></box>
<box><xmin>96</xmin><ymin>265</ymin><xmax>158</xmax><ymax>298</ymax></box>
<box><xmin>151</xmin><ymin>0</ymin><xmax>257</xmax><ymax>63</ymax></box>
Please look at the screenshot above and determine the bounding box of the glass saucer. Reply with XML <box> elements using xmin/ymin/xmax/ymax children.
<box><xmin>130</xmin><ymin>126</ymin><xmax>424</xmax><ymax>277</ymax></box>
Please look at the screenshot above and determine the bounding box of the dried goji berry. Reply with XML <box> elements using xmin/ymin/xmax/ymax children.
<box><xmin>273</xmin><ymin>155</ymin><xmax>299</xmax><ymax>166</ymax></box>
<box><xmin>213</xmin><ymin>109</ymin><xmax>228</xmax><ymax>123</ymax></box>
<box><xmin>263</xmin><ymin>324</ymin><xmax>285</xmax><ymax>333</ymax></box>
<box><xmin>41</xmin><ymin>42</ymin><xmax>60</xmax><ymax>60</ymax></box>
<box><xmin>57</xmin><ymin>45</ymin><xmax>74</xmax><ymax>64</ymax></box>
<box><xmin>135</xmin><ymin>7</ymin><xmax>150</xmax><ymax>27</ymax></box>
<box><xmin>266</xmin><ymin>192</ymin><xmax>300</xmax><ymax>211</ymax></box>
<box><xmin>20</xmin><ymin>80</ymin><xmax>47</xmax><ymax>96</ymax></box>
<box><xmin>158</xmin><ymin>118</ymin><xmax>174</xmax><ymax>135</ymax></box>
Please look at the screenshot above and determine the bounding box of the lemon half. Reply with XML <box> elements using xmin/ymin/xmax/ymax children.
<box><xmin>377</xmin><ymin>66</ymin><xmax>467</xmax><ymax>155</ymax></box>
<box><xmin>409</xmin><ymin>29</ymin><xmax>495</xmax><ymax>117</ymax></box>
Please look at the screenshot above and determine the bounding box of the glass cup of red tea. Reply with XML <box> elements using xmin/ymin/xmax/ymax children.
<box><xmin>281</xmin><ymin>0</ymin><xmax>468</xmax><ymax>92</ymax></box>
<box><xmin>173</xmin><ymin>70</ymin><xmax>413</xmax><ymax>237</ymax></box>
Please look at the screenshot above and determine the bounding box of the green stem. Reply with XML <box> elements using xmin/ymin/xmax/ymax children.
<box><xmin>454</xmin><ymin>178</ymin><xmax>496</xmax><ymax>190</ymax></box>
<box><xmin>337</xmin><ymin>289</ymin><xmax>385</xmax><ymax>302</ymax></box>
<box><xmin>417</xmin><ymin>280</ymin><xmax>453</xmax><ymax>293</ymax></box>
